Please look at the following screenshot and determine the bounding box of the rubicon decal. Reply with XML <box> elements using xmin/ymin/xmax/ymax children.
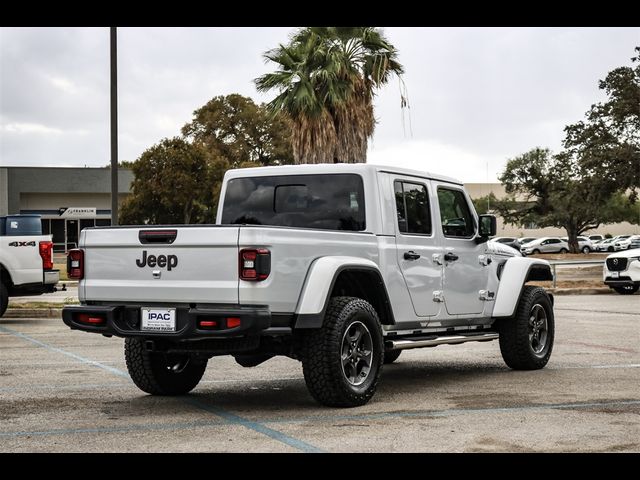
<box><xmin>135</xmin><ymin>250</ymin><xmax>178</xmax><ymax>271</ymax></box>
<box><xmin>8</xmin><ymin>241</ymin><xmax>36</xmax><ymax>247</ymax></box>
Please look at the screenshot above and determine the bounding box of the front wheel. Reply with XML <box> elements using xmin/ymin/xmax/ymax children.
<box><xmin>124</xmin><ymin>338</ymin><xmax>207</xmax><ymax>395</ymax></box>
<box><xmin>532</xmin><ymin>249</ymin><xmax>540</xmax><ymax>255</ymax></box>
<box><xmin>497</xmin><ymin>286</ymin><xmax>554</xmax><ymax>370</ymax></box>
<box><xmin>582</xmin><ymin>246</ymin><xmax>591</xmax><ymax>254</ymax></box>
<box><xmin>613</xmin><ymin>285</ymin><xmax>639</xmax><ymax>295</ymax></box>
<box><xmin>301</xmin><ymin>296</ymin><xmax>384</xmax><ymax>407</ymax></box>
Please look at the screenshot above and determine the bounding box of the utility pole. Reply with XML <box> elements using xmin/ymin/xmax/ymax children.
<box><xmin>110</xmin><ymin>27</ymin><xmax>118</xmax><ymax>225</ymax></box>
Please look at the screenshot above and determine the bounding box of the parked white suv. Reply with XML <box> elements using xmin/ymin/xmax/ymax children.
<box><xmin>560</xmin><ymin>236</ymin><xmax>594</xmax><ymax>254</ymax></box>
<box><xmin>62</xmin><ymin>164</ymin><xmax>556</xmax><ymax>407</ymax></box>
<box><xmin>603</xmin><ymin>249</ymin><xmax>640</xmax><ymax>294</ymax></box>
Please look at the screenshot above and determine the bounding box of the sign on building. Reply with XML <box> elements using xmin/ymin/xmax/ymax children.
<box><xmin>58</xmin><ymin>207</ymin><xmax>97</xmax><ymax>219</ymax></box>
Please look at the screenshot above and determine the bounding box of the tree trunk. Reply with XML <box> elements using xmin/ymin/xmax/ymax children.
<box><xmin>566</xmin><ymin>224</ymin><xmax>580</xmax><ymax>254</ymax></box>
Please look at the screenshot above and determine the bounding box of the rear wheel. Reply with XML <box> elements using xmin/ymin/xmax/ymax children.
<box><xmin>301</xmin><ymin>296</ymin><xmax>384</xmax><ymax>407</ymax></box>
<box><xmin>582</xmin><ymin>246</ymin><xmax>591</xmax><ymax>254</ymax></box>
<box><xmin>559</xmin><ymin>248</ymin><xmax>568</xmax><ymax>254</ymax></box>
<box><xmin>384</xmin><ymin>349</ymin><xmax>402</xmax><ymax>364</ymax></box>
<box><xmin>613</xmin><ymin>285</ymin><xmax>639</xmax><ymax>295</ymax></box>
<box><xmin>497</xmin><ymin>286</ymin><xmax>554</xmax><ymax>370</ymax></box>
<box><xmin>0</xmin><ymin>282</ymin><xmax>8</xmax><ymax>318</ymax></box>
<box><xmin>124</xmin><ymin>338</ymin><xmax>207</xmax><ymax>395</ymax></box>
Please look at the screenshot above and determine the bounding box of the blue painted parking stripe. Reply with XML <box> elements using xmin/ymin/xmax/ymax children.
<box><xmin>0</xmin><ymin>325</ymin><xmax>323</xmax><ymax>453</ymax></box>
<box><xmin>186</xmin><ymin>398</ymin><xmax>324</xmax><ymax>453</ymax></box>
<box><xmin>0</xmin><ymin>325</ymin><xmax>129</xmax><ymax>378</ymax></box>
<box><xmin>0</xmin><ymin>420</ymin><xmax>224</xmax><ymax>438</ymax></box>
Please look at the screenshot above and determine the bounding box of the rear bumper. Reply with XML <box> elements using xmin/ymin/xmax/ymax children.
<box><xmin>44</xmin><ymin>270</ymin><xmax>59</xmax><ymax>286</ymax></box>
<box><xmin>62</xmin><ymin>304</ymin><xmax>272</xmax><ymax>339</ymax></box>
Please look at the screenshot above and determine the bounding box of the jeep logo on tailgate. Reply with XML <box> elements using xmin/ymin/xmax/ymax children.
<box><xmin>136</xmin><ymin>250</ymin><xmax>178</xmax><ymax>271</ymax></box>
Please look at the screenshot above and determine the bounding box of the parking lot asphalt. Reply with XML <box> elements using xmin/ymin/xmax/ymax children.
<box><xmin>0</xmin><ymin>294</ymin><xmax>638</xmax><ymax>452</ymax></box>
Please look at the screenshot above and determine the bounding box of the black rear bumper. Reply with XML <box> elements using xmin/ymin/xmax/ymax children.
<box><xmin>62</xmin><ymin>304</ymin><xmax>272</xmax><ymax>339</ymax></box>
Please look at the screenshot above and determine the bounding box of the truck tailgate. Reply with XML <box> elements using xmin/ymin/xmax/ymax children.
<box><xmin>81</xmin><ymin>226</ymin><xmax>239</xmax><ymax>304</ymax></box>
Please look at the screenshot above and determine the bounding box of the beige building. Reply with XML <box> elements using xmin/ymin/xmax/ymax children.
<box><xmin>465</xmin><ymin>183</ymin><xmax>640</xmax><ymax>238</ymax></box>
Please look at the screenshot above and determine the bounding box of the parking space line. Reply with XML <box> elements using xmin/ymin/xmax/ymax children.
<box><xmin>0</xmin><ymin>420</ymin><xmax>224</xmax><ymax>438</ymax></box>
<box><xmin>0</xmin><ymin>325</ymin><xmax>323</xmax><ymax>453</ymax></box>
<box><xmin>0</xmin><ymin>325</ymin><xmax>129</xmax><ymax>379</ymax></box>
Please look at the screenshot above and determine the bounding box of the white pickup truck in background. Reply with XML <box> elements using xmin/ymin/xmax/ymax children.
<box><xmin>0</xmin><ymin>214</ymin><xmax>59</xmax><ymax>317</ymax></box>
<box><xmin>63</xmin><ymin>164</ymin><xmax>555</xmax><ymax>407</ymax></box>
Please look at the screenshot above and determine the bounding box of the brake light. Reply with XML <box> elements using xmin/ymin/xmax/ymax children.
<box><xmin>239</xmin><ymin>248</ymin><xmax>271</xmax><ymax>281</ymax></box>
<box><xmin>76</xmin><ymin>313</ymin><xmax>105</xmax><ymax>325</ymax></box>
<box><xmin>39</xmin><ymin>241</ymin><xmax>53</xmax><ymax>270</ymax></box>
<box><xmin>67</xmin><ymin>249</ymin><xmax>84</xmax><ymax>280</ymax></box>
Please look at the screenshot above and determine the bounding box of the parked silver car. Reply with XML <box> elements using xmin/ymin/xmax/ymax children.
<box><xmin>560</xmin><ymin>236</ymin><xmax>594</xmax><ymax>254</ymax></box>
<box><xmin>597</xmin><ymin>238</ymin><xmax>626</xmax><ymax>252</ymax></box>
<box><xmin>521</xmin><ymin>237</ymin><xmax>569</xmax><ymax>255</ymax></box>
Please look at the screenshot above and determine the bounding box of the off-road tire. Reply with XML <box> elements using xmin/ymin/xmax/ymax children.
<box><xmin>301</xmin><ymin>296</ymin><xmax>384</xmax><ymax>407</ymax></box>
<box><xmin>0</xmin><ymin>282</ymin><xmax>8</xmax><ymax>318</ymax></box>
<box><xmin>497</xmin><ymin>286</ymin><xmax>554</xmax><ymax>370</ymax></box>
<box><xmin>613</xmin><ymin>285</ymin><xmax>639</xmax><ymax>295</ymax></box>
<box><xmin>384</xmin><ymin>349</ymin><xmax>402</xmax><ymax>364</ymax></box>
<box><xmin>124</xmin><ymin>338</ymin><xmax>207</xmax><ymax>395</ymax></box>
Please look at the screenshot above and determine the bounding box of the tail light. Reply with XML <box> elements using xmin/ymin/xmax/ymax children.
<box><xmin>67</xmin><ymin>249</ymin><xmax>84</xmax><ymax>280</ymax></box>
<box><xmin>39</xmin><ymin>241</ymin><xmax>53</xmax><ymax>270</ymax></box>
<box><xmin>239</xmin><ymin>248</ymin><xmax>270</xmax><ymax>281</ymax></box>
<box><xmin>76</xmin><ymin>313</ymin><xmax>105</xmax><ymax>325</ymax></box>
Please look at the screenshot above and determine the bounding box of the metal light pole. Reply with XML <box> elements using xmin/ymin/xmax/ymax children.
<box><xmin>110</xmin><ymin>27</ymin><xmax>118</xmax><ymax>225</ymax></box>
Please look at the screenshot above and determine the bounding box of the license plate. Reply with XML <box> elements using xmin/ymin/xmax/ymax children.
<box><xmin>611</xmin><ymin>271</ymin><xmax>619</xmax><ymax>278</ymax></box>
<box><xmin>141</xmin><ymin>308</ymin><xmax>176</xmax><ymax>332</ymax></box>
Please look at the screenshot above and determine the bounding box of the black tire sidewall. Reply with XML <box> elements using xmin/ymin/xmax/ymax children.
<box><xmin>384</xmin><ymin>349</ymin><xmax>402</xmax><ymax>364</ymax></box>
<box><xmin>0</xmin><ymin>282</ymin><xmax>8</xmax><ymax>318</ymax></box>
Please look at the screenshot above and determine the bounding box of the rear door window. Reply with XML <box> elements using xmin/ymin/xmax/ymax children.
<box><xmin>394</xmin><ymin>181</ymin><xmax>431</xmax><ymax>235</ymax></box>
<box><xmin>222</xmin><ymin>174</ymin><xmax>365</xmax><ymax>231</ymax></box>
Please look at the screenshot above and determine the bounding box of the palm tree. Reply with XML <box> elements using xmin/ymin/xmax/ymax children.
<box><xmin>255</xmin><ymin>27</ymin><xmax>405</xmax><ymax>164</ymax></box>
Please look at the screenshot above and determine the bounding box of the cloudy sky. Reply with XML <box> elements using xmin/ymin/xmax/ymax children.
<box><xmin>1</xmin><ymin>27</ymin><xmax>638</xmax><ymax>182</ymax></box>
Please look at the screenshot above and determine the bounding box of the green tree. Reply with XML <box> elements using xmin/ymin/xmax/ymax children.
<box><xmin>119</xmin><ymin>137</ymin><xmax>229</xmax><ymax>225</ymax></box>
<box><xmin>181</xmin><ymin>94</ymin><xmax>293</xmax><ymax>167</ymax></box>
<box><xmin>255</xmin><ymin>27</ymin><xmax>405</xmax><ymax>164</ymax></box>
<box><xmin>494</xmin><ymin>148</ymin><xmax>639</xmax><ymax>252</ymax></box>
<box><xmin>563</xmin><ymin>47</ymin><xmax>640</xmax><ymax>197</ymax></box>
<box><xmin>472</xmin><ymin>193</ymin><xmax>499</xmax><ymax>215</ymax></box>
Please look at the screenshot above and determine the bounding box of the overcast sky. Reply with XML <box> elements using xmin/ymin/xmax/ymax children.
<box><xmin>1</xmin><ymin>27</ymin><xmax>638</xmax><ymax>182</ymax></box>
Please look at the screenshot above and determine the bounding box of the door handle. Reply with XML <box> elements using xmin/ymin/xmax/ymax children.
<box><xmin>403</xmin><ymin>251</ymin><xmax>421</xmax><ymax>260</ymax></box>
<box><xmin>444</xmin><ymin>252</ymin><xmax>459</xmax><ymax>262</ymax></box>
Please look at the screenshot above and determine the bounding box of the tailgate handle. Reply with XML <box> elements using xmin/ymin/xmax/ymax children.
<box><xmin>139</xmin><ymin>229</ymin><xmax>177</xmax><ymax>245</ymax></box>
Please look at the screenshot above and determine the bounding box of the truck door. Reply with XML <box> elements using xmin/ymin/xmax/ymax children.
<box><xmin>433</xmin><ymin>183</ymin><xmax>489</xmax><ymax>315</ymax></box>
<box><xmin>393</xmin><ymin>177</ymin><xmax>442</xmax><ymax>317</ymax></box>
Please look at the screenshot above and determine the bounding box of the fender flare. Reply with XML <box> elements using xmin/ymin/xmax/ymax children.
<box><xmin>294</xmin><ymin>256</ymin><xmax>390</xmax><ymax>329</ymax></box>
<box><xmin>492</xmin><ymin>257</ymin><xmax>553</xmax><ymax>318</ymax></box>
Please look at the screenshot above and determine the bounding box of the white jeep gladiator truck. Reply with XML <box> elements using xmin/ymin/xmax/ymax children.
<box><xmin>63</xmin><ymin>164</ymin><xmax>555</xmax><ymax>407</ymax></box>
<box><xmin>0</xmin><ymin>214</ymin><xmax>59</xmax><ymax>317</ymax></box>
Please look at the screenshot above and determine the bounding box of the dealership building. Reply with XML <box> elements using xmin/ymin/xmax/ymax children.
<box><xmin>1</xmin><ymin>167</ymin><xmax>133</xmax><ymax>251</ymax></box>
<box><xmin>1</xmin><ymin>166</ymin><xmax>637</xmax><ymax>251</ymax></box>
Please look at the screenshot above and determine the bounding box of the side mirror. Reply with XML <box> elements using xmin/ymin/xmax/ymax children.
<box><xmin>478</xmin><ymin>214</ymin><xmax>496</xmax><ymax>237</ymax></box>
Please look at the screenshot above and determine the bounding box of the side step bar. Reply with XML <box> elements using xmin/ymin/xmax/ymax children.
<box><xmin>386</xmin><ymin>332</ymin><xmax>499</xmax><ymax>351</ymax></box>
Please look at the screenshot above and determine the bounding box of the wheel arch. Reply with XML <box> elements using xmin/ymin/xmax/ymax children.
<box><xmin>0</xmin><ymin>263</ymin><xmax>14</xmax><ymax>287</ymax></box>
<box><xmin>294</xmin><ymin>256</ymin><xmax>395</xmax><ymax>329</ymax></box>
<box><xmin>493</xmin><ymin>257</ymin><xmax>553</xmax><ymax>318</ymax></box>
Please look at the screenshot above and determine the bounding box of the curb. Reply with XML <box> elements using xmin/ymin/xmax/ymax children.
<box><xmin>4</xmin><ymin>308</ymin><xmax>63</xmax><ymax>318</ymax></box>
<box><xmin>548</xmin><ymin>287</ymin><xmax>613</xmax><ymax>295</ymax></box>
